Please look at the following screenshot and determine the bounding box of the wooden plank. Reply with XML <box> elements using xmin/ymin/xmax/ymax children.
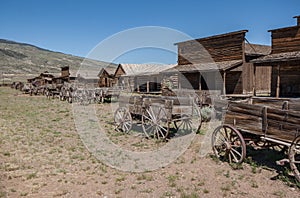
<box><xmin>224</xmin><ymin>111</ymin><xmax>263</xmax><ymax>135</ymax></box>
<box><xmin>177</xmin><ymin>32</ymin><xmax>245</xmax><ymax>64</ymax></box>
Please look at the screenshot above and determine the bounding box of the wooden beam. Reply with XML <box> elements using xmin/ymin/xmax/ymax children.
<box><xmin>253</xmin><ymin>64</ymin><xmax>256</xmax><ymax>96</ymax></box>
<box><xmin>199</xmin><ymin>72</ymin><xmax>202</xmax><ymax>91</ymax></box>
<box><xmin>276</xmin><ymin>65</ymin><xmax>280</xmax><ymax>98</ymax></box>
<box><xmin>178</xmin><ymin>74</ymin><xmax>181</xmax><ymax>89</ymax></box>
<box><xmin>223</xmin><ymin>71</ymin><xmax>226</xmax><ymax>95</ymax></box>
<box><xmin>146</xmin><ymin>81</ymin><xmax>150</xmax><ymax>93</ymax></box>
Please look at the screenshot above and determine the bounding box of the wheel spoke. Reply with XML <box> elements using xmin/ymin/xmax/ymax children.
<box><xmin>158</xmin><ymin>124</ymin><xmax>168</xmax><ymax>133</ymax></box>
<box><xmin>230</xmin><ymin>150</ymin><xmax>239</xmax><ymax>163</ymax></box>
<box><xmin>146</xmin><ymin>109</ymin><xmax>155</xmax><ymax>121</ymax></box>
<box><xmin>228</xmin><ymin>152</ymin><xmax>232</xmax><ymax>164</ymax></box>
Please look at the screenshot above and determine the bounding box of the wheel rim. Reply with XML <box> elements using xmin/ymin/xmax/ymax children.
<box><xmin>142</xmin><ymin>105</ymin><xmax>169</xmax><ymax>139</ymax></box>
<box><xmin>212</xmin><ymin>125</ymin><xmax>246</xmax><ymax>164</ymax></box>
<box><xmin>173</xmin><ymin>105</ymin><xmax>201</xmax><ymax>135</ymax></box>
<box><xmin>114</xmin><ymin>107</ymin><xmax>132</xmax><ymax>133</ymax></box>
<box><xmin>289</xmin><ymin>136</ymin><xmax>300</xmax><ymax>182</ymax></box>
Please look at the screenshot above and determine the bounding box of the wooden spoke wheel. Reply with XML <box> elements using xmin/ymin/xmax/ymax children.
<box><xmin>193</xmin><ymin>94</ymin><xmax>202</xmax><ymax>108</ymax></box>
<box><xmin>59</xmin><ymin>91</ymin><xmax>65</xmax><ymax>101</ymax></box>
<box><xmin>212</xmin><ymin>125</ymin><xmax>246</xmax><ymax>164</ymax></box>
<box><xmin>142</xmin><ymin>105</ymin><xmax>169</xmax><ymax>140</ymax></box>
<box><xmin>173</xmin><ymin>105</ymin><xmax>202</xmax><ymax>135</ymax></box>
<box><xmin>288</xmin><ymin>135</ymin><xmax>300</xmax><ymax>182</ymax></box>
<box><xmin>114</xmin><ymin>107</ymin><xmax>132</xmax><ymax>133</ymax></box>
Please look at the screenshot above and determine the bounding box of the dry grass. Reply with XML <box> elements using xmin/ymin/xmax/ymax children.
<box><xmin>0</xmin><ymin>87</ymin><xmax>299</xmax><ymax>197</ymax></box>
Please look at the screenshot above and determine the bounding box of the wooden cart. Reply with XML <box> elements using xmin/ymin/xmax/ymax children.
<box><xmin>212</xmin><ymin>97</ymin><xmax>300</xmax><ymax>182</ymax></box>
<box><xmin>95</xmin><ymin>87</ymin><xmax>121</xmax><ymax>103</ymax></box>
<box><xmin>114</xmin><ymin>94</ymin><xmax>202</xmax><ymax>139</ymax></box>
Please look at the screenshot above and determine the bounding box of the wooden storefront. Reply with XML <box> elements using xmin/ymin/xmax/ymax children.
<box><xmin>163</xmin><ymin>30</ymin><xmax>271</xmax><ymax>95</ymax></box>
<box><xmin>252</xmin><ymin>16</ymin><xmax>300</xmax><ymax>98</ymax></box>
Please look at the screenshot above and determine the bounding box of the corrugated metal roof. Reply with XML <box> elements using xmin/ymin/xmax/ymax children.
<box><xmin>163</xmin><ymin>60</ymin><xmax>243</xmax><ymax>73</ymax></box>
<box><xmin>119</xmin><ymin>63</ymin><xmax>176</xmax><ymax>76</ymax></box>
<box><xmin>251</xmin><ymin>51</ymin><xmax>300</xmax><ymax>64</ymax></box>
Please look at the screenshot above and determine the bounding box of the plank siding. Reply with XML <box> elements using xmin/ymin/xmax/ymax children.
<box><xmin>225</xmin><ymin>71</ymin><xmax>243</xmax><ymax>94</ymax></box>
<box><xmin>270</xmin><ymin>26</ymin><xmax>300</xmax><ymax>54</ymax></box>
<box><xmin>255</xmin><ymin>66</ymin><xmax>272</xmax><ymax>96</ymax></box>
<box><xmin>177</xmin><ymin>31</ymin><xmax>247</xmax><ymax>65</ymax></box>
<box><xmin>242</xmin><ymin>63</ymin><xmax>253</xmax><ymax>94</ymax></box>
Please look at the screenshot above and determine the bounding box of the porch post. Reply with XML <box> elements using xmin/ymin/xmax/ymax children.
<box><xmin>276</xmin><ymin>65</ymin><xmax>280</xmax><ymax>98</ymax></box>
<box><xmin>223</xmin><ymin>71</ymin><xmax>226</xmax><ymax>95</ymax></box>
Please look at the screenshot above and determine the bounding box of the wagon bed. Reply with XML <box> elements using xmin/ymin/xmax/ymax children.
<box><xmin>114</xmin><ymin>94</ymin><xmax>202</xmax><ymax>139</ymax></box>
<box><xmin>212</xmin><ymin>97</ymin><xmax>300</xmax><ymax>182</ymax></box>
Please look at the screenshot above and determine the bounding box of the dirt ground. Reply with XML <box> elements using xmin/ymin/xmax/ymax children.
<box><xmin>0</xmin><ymin>87</ymin><xmax>299</xmax><ymax>197</ymax></box>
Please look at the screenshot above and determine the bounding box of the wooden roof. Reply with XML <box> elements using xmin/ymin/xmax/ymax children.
<box><xmin>251</xmin><ymin>51</ymin><xmax>300</xmax><ymax>64</ymax></box>
<box><xmin>163</xmin><ymin>60</ymin><xmax>243</xmax><ymax>73</ymax></box>
<box><xmin>245</xmin><ymin>43</ymin><xmax>271</xmax><ymax>56</ymax></box>
<box><xmin>117</xmin><ymin>63</ymin><xmax>176</xmax><ymax>76</ymax></box>
<box><xmin>98</xmin><ymin>66</ymin><xmax>117</xmax><ymax>77</ymax></box>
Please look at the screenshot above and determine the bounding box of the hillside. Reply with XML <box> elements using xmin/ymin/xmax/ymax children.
<box><xmin>0</xmin><ymin>39</ymin><xmax>116</xmax><ymax>82</ymax></box>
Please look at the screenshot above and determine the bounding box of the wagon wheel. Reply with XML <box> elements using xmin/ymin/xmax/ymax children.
<box><xmin>45</xmin><ymin>89</ymin><xmax>51</xmax><ymax>99</ymax></box>
<box><xmin>193</xmin><ymin>94</ymin><xmax>202</xmax><ymax>108</ymax></box>
<box><xmin>288</xmin><ymin>135</ymin><xmax>300</xmax><ymax>182</ymax></box>
<box><xmin>173</xmin><ymin>105</ymin><xmax>202</xmax><ymax>135</ymax></box>
<box><xmin>59</xmin><ymin>91</ymin><xmax>64</xmax><ymax>101</ymax></box>
<box><xmin>67</xmin><ymin>92</ymin><xmax>73</xmax><ymax>103</ymax></box>
<box><xmin>95</xmin><ymin>91</ymin><xmax>101</xmax><ymax>104</ymax></box>
<box><xmin>100</xmin><ymin>89</ymin><xmax>105</xmax><ymax>103</ymax></box>
<box><xmin>142</xmin><ymin>105</ymin><xmax>169</xmax><ymax>140</ymax></box>
<box><xmin>114</xmin><ymin>107</ymin><xmax>132</xmax><ymax>133</ymax></box>
<box><xmin>212</xmin><ymin>124</ymin><xmax>246</xmax><ymax>164</ymax></box>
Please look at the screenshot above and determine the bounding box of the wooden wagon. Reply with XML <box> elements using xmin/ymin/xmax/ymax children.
<box><xmin>212</xmin><ymin>97</ymin><xmax>300</xmax><ymax>182</ymax></box>
<box><xmin>95</xmin><ymin>87</ymin><xmax>121</xmax><ymax>103</ymax></box>
<box><xmin>114</xmin><ymin>94</ymin><xmax>202</xmax><ymax>139</ymax></box>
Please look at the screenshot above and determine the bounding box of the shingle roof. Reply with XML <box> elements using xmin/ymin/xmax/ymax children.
<box><xmin>119</xmin><ymin>63</ymin><xmax>176</xmax><ymax>76</ymax></box>
<box><xmin>163</xmin><ymin>60</ymin><xmax>243</xmax><ymax>73</ymax></box>
<box><xmin>245</xmin><ymin>43</ymin><xmax>271</xmax><ymax>56</ymax></box>
<box><xmin>98</xmin><ymin>65</ymin><xmax>117</xmax><ymax>77</ymax></box>
<box><xmin>251</xmin><ymin>51</ymin><xmax>300</xmax><ymax>63</ymax></box>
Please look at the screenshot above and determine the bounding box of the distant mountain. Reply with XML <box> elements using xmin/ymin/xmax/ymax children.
<box><xmin>0</xmin><ymin>39</ymin><xmax>116</xmax><ymax>81</ymax></box>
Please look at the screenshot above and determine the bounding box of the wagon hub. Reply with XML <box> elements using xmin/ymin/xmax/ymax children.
<box><xmin>224</xmin><ymin>141</ymin><xmax>232</xmax><ymax>151</ymax></box>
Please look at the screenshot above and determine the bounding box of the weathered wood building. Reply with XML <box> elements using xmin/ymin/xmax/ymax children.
<box><xmin>97</xmin><ymin>66</ymin><xmax>117</xmax><ymax>87</ymax></box>
<box><xmin>252</xmin><ymin>16</ymin><xmax>300</xmax><ymax>97</ymax></box>
<box><xmin>163</xmin><ymin>30</ymin><xmax>271</xmax><ymax>95</ymax></box>
<box><xmin>27</xmin><ymin>71</ymin><xmax>56</xmax><ymax>86</ymax></box>
<box><xmin>27</xmin><ymin>66</ymin><xmax>72</xmax><ymax>86</ymax></box>
<box><xmin>114</xmin><ymin>63</ymin><xmax>175</xmax><ymax>92</ymax></box>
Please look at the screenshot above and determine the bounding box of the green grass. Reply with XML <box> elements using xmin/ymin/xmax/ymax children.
<box><xmin>180</xmin><ymin>192</ymin><xmax>199</xmax><ymax>198</ymax></box>
<box><xmin>167</xmin><ymin>175</ymin><xmax>178</xmax><ymax>187</ymax></box>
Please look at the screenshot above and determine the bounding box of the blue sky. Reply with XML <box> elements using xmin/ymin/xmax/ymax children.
<box><xmin>1</xmin><ymin>0</ymin><xmax>300</xmax><ymax>64</ymax></box>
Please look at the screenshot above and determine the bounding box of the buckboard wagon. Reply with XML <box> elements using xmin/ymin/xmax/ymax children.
<box><xmin>114</xmin><ymin>94</ymin><xmax>202</xmax><ymax>140</ymax></box>
<box><xmin>212</xmin><ymin>97</ymin><xmax>300</xmax><ymax>182</ymax></box>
